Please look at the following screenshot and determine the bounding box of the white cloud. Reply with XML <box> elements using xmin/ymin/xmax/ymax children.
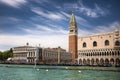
<box><xmin>95</xmin><ymin>22</ymin><xmax>120</xmax><ymax>33</ymax></box>
<box><xmin>36</xmin><ymin>25</ymin><xmax>54</xmax><ymax>32</ymax></box>
<box><xmin>20</xmin><ymin>28</ymin><xmax>34</xmax><ymax>33</ymax></box>
<box><xmin>36</xmin><ymin>24</ymin><xmax>68</xmax><ymax>34</ymax></box>
<box><xmin>0</xmin><ymin>0</ymin><xmax>27</xmax><ymax>8</ymax></box>
<box><xmin>78</xmin><ymin>3</ymin><xmax>108</xmax><ymax>18</ymax></box>
<box><xmin>63</xmin><ymin>1</ymin><xmax>108</xmax><ymax>18</ymax></box>
<box><xmin>20</xmin><ymin>24</ymin><xmax>68</xmax><ymax>35</ymax></box>
<box><xmin>60</xmin><ymin>11</ymin><xmax>87</xmax><ymax>23</ymax></box>
<box><xmin>31</xmin><ymin>7</ymin><xmax>65</xmax><ymax>21</ymax></box>
<box><xmin>60</xmin><ymin>11</ymin><xmax>71</xmax><ymax>18</ymax></box>
<box><xmin>9</xmin><ymin>17</ymin><xmax>20</xmax><ymax>21</ymax></box>
<box><xmin>75</xmin><ymin>15</ymin><xmax>88</xmax><ymax>24</ymax></box>
<box><xmin>78</xmin><ymin>29</ymin><xmax>95</xmax><ymax>37</ymax></box>
<box><xmin>0</xmin><ymin>17</ymin><xmax>21</xmax><ymax>25</ymax></box>
<box><xmin>0</xmin><ymin>34</ymin><xmax>68</xmax><ymax>51</ymax></box>
<box><xmin>78</xmin><ymin>22</ymin><xmax>120</xmax><ymax>37</ymax></box>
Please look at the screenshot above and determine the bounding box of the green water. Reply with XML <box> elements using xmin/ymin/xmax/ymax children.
<box><xmin>0</xmin><ymin>64</ymin><xmax>120</xmax><ymax>80</ymax></box>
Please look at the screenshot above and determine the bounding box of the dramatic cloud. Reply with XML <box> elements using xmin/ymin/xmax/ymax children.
<box><xmin>63</xmin><ymin>1</ymin><xmax>108</xmax><ymax>18</ymax></box>
<box><xmin>78</xmin><ymin>29</ymin><xmax>94</xmax><ymax>37</ymax></box>
<box><xmin>0</xmin><ymin>0</ymin><xmax>27</xmax><ymax>8</ymax></box>
<box><xmin>36</xmin><ymin>25</ymin><xmax>54</xmax><ymax>32</ymax></box>
<box><xmin>0</xmin><ymin>0</ymin><xmax>119</xmax><ymax>51</ymax></box>
<box><xmin>95</xmin><ymin>22</ymin><xmax>120</xmax><ymax>33</ymax></box>
<box><xmin>31</xmin><ymin>7</ymin><xmax>66</xmax><ymax>21</ymax></box>
<box><xmin>0</xmin><ymin>17</ymin><xmax>21</xmax><ymax>25</ymax></box>
<box><xmin>78</xmin><ymin>22</ymin><xmax>120</xmax><ymax>37</ymax></box>
<box><xmin>20</xmin><ymin>24</ymin><xmax>68</xmax><ymax>35</ymax></box>
<box><xmin>0</xmin><ymin>34</ymin><xmax>68</xmax><ymax>51</ymax></box>
<box><xmin>1</xmin><ymin>22</ymin><xmax>119</xmax><ymax>51</ymax></box>
<box><xmin>78</xmin><ymin>3</ymin><xmax>108</xmax><ymax>18</ymax></box>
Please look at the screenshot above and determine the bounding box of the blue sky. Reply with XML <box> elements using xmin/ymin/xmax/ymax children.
<box><xmin>0</xmin><ymin>0</ymin><xmax>120</xmax><ymax>51</ymax></box>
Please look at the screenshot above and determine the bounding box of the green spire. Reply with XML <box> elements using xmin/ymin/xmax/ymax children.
<box><xmin>70</xmin><ymin>11</ymin><xmax>76</xmax><ymax>23</ymax></box>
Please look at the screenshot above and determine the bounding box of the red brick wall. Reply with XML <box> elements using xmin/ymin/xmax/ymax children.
<box><xmin>69</xmin><ymin>35</ymin><xmax>78</xmax><ymax>62</ymax></box>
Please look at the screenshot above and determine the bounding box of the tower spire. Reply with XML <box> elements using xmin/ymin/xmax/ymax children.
<box><xmin>70</xmin><ymin>10</ymin><xmax>76</xmax><ymax>24</ymax></box>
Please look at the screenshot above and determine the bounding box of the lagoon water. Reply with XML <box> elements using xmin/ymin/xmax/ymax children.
<box><xmin>0</xmin><ymin>64</ymin><xmax>120</xmax><ymax>80</ymax></box>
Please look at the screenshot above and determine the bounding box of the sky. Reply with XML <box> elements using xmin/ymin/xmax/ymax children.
<box><xmin>0</xmin><ymin>0</ymin><xmax>120</xmax><ymax>51</ymax></box>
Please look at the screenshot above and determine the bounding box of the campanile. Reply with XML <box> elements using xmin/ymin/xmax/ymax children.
<box><xmin>69</xmin><ymin>11</ymin><xmax>78</xmax><ymax>63</ymax></box>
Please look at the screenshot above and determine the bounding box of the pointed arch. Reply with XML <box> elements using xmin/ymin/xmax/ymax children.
<box><xmin>91</xmin><ymin>58</ymin><xmax>94</xmax><ymax>65</ymax></box>
<box><xmin>83</xmin><ymin>59</ymin><xmax>87</xmax><ymax>65</ymax></box>
<box><xmin>105</xmin><ymin>58</ymin><xmax>109</xmax><ymax>65</ymax></box>
<box><xmin>110</xmin><ymin>58</ymin><xmax>114</xmax><ymax>65</ymax></box>
<box><xmin>87</xmin><ymin>59</ymin><xmax>90</xmax><ymax>65</ymax></box>
<box><xmin>96</xmin><ymin>58</ymin><xmax>99</xmax><ymax>65</ymax></box>
<box><xmin>116</xmin><ymin>58</ymin><xmax>120</xmax><ymax>65</ymax></box>
<box><xmin>100</xmin><ymin>58</ymin><xmax>104</xmax><ymax>65</ymax></box>
<box><xmin>79</xmin><ymin>59</ymin><xmax>82</xmax><ymax>64</ymax></box>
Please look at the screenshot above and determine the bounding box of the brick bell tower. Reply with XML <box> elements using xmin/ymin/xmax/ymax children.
<box><xmin>69</xmin><ymin>11</ymin><xmax>78</xmax><ymax>64</ymax></box>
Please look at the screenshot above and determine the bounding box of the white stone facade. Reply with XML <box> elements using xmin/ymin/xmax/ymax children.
<box><xmin>78</xmin><ymin>30</ymin><xmax>120</xmax><ymax>66</ymax></box>
<box><xmin>13</xmin><ymin>46</ymin><xmax>39</xmax><ymax>63</ymax></box>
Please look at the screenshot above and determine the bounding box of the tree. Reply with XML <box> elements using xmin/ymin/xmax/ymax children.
<box><xmin>0</xmin><ymin>48</ymin><xmax>13</xmax><ymax>61</ymax></box>
<box><xmin>0</xmin><ymin>51</ymin><xmax>3</xmax><ymax>60</ymax></box>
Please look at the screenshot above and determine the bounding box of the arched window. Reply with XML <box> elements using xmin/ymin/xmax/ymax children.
<box><xmin>105</xmin><ymin>40</ymin><xmax>109</xmax><ymax>46</ymax></box>
<box><xmin>93</xmin><ymin>41</ymin><xmax>97</xmax><ymax>47</ymax></box>
<box><xmin>83</xmin><ymin>42</ymin><xmax>86</xmax><ymax>47</ymax></box>
<box><xmin>115</xmin><ymin>41</ymin><xmax>120</xmax><ymax>46</ymax></box>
